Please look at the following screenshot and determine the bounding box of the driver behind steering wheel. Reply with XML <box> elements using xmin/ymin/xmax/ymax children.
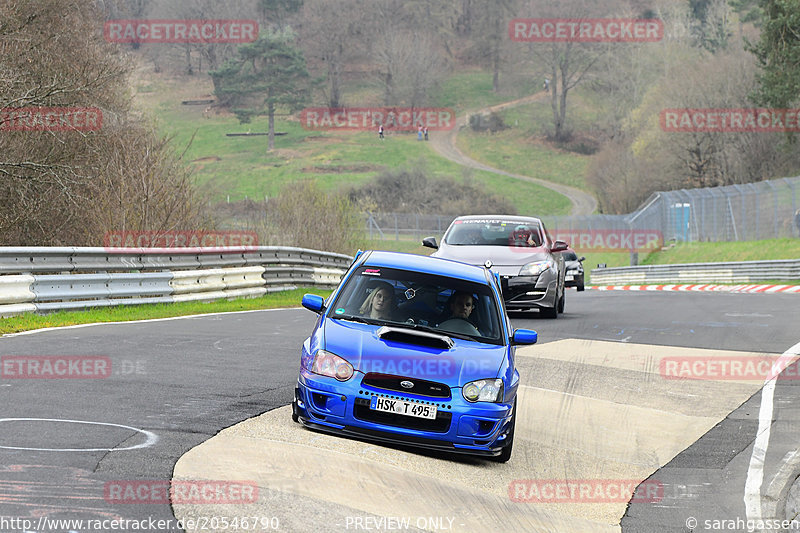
<box><xmin>449</xmin><ymin>291</ymin><xmax>475</xmax><ymax>320</ymax></box>
<box><xmin>437</xmin><ymin>291</ymin><xmax>481</xmax><ymax>336</ymax></box>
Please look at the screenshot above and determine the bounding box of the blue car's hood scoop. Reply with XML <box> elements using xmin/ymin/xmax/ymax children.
<box><xmin>376</xmin><ymin>325</ymin><xmax>454</xmax><ymax>350</ymax></box>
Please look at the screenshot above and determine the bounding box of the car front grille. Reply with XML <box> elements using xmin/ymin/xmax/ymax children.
<box><xmin>353</xmin><ymin>397</ymin><xmax>452</xmax><ymax>432</ymax></box>
<box><xmin>361</xmin><ymin>373</ymin><xmax>451</xmax><ymax>399</ymax></box>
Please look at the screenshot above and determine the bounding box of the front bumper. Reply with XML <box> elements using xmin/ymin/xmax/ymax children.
<box><xmin>564</xmin><ymin>271</ymin><xmax>584</xmax><ymax>287</ymax></box>
<box><xmin>501</xmin><ymin>275</ymin><xmax>559</xmax><ymax>310</ymax></box>
<box><xmin>294</xmin><ymin>371</ymin><xmax>514</xmax><ymax>457</ymax></box>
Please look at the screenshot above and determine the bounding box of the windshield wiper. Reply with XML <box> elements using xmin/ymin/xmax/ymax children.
<box><xmin>335</xmin><ymin>314</ymin><xmax>379</xmax><ymax>325</ymax></box>
<box><xmin>395</xmin><ymin>320</ymin><xmax>478</xmax><ymax>342</ymax></box>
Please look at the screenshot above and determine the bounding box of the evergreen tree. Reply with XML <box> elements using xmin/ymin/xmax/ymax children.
<box><xmin>211</xmin><ymin>28</ymin><xmax>313</xmax><ymax>151</ymax></box>
<box><xmin>749</xmin><ymin>0</ymin><xmax>800</xmax><ymax>115</ymax></box>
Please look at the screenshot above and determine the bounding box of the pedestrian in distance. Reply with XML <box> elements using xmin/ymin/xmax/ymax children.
<box><xmin>378</xmin><ymin>124</ymin><xmax>384</xmax><ymax>140</ymax></box>
<box><xmin>417</xmin><ymin>125</ymin><xmax>423</xmax><ymax>141</ymax></box>
<box><xmin>543</xmin><ymin>77</ymin><xmax>550</xmax><ymax>92</ymax></box>
<box><xmin>423</xmin><ymin>126</ymin><xmax>428</xmax><ymax>141</ymax></box>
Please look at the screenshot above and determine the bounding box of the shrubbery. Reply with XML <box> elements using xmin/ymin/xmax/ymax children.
<box><xmin>349</xmin><ymin>164</ymin><xmax>517</xmax><ymax>216</ymax></box>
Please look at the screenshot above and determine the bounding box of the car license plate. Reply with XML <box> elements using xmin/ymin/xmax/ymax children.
<box><xmin>565</xmin><ymin>274</ymin><xmax>574</xmax><ymax>281</ymax></box>
<box><xmin>370</xmin><ymin>396</ymin><xmax>437</xmax><ymax>419</ymax></box>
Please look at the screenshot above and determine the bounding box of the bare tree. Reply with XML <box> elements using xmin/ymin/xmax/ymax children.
<box><xmin>301</xmin><ymin>0</ymin><xmax>368</xmax><ymax>108</ymax></box>
<box><xmin>589</xmin><ymin>44</ymin><xmax>800</xmax><ymax>213</ymax></box>
<box><xmin>519</xmin><ymin>0</ymin><xmax>627</xmax><ymax>141</ymax></box>
<box><xmin>466</xmin><ymin>0</ymin><xmax>518</xmax><ymax>92</ymax></box>
<box><xmin>0</xmin><ymin>0</ymin><xmax>210</xmax><ymax>245</ymax></box>
<box><xmin>364</xmin><ymin>1</ymin><xmax>450</xmax><ymax>107</ymax></box>
<box><xmin>146</xmin><ymin>0</ymin><xmax>258</xmax><ymax>75</ymax></box>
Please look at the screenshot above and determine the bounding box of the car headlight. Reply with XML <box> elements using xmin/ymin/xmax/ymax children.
<box><xmin>462</xmin><ymin>379</ymin><xmax>504</xmax><ymax>403</ymax></box>
<box><xmin>310</xmin><ymin>350</ymin><xmax>354</xmax><ymax>381</ymax></box>
<box><xmin>519</xmin><ymin>260</ymin><xmax>553</xmax><ymax>276</ymax></box>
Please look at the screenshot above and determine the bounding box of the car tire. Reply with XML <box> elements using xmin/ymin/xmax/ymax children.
<box><xmin>557</xmin><ymin>290</ymin><xmax>565</xmax><ymax>313</ymax></box>
<box><xmin>577</xmin><ymin>275</ymin><xmax>585</xmax><ymax>292</ymax></box>
<box><xmin>489</xmin><ymin>400</ymin><xmax>516</xmax><ymax>463</ymax></box>
<box><xmin>291</xmin><ymin>398</ymin><xmax>299</xmax><ymax>423</ymax></box>
<box><xmin>540</xmin><ymin>303</ymin><xmax>558</xmax><ymax>318</ymax></box>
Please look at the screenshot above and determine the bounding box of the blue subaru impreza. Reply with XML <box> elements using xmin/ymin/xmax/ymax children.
<box><xmin>292</xmin><ymin>250</ymin><xmax>537</xmax><ymax>462</ymax></box>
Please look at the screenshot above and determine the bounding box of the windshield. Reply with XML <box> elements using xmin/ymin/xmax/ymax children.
<box><xmin>444</xmin><ymin>219</ymin><xmax>544</xmax><ymax>247</ymax></box>
<box><xmin>329</xmin><ymin>266</ymin><xmax>504</xmax><ymax>344</ymax></box>
<box><xmin>563</xmin><ymin>251</ymin><xmax>578</xmax><ymax>261</ymax></box>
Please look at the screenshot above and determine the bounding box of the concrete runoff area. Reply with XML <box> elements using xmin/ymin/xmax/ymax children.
<box><xmin>173</xmin><ymin>339</ymin><xmax>777</xmax><ymax>532</ymax></box>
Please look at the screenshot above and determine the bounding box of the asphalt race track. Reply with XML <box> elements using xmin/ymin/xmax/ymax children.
<box><xmin>1</xmin><ymin>291</ymin><xmax>799</xmax><ymax>533</ymax></box>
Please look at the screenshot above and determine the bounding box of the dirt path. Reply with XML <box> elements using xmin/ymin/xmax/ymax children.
<box><xmin>429</xmin><ymin>92</ymin><xmax>598</xmax><ymax>216</ymax></box>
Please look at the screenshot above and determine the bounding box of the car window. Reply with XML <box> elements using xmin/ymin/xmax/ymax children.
<box><xmin>563</xmin><ymin>251</ymin><xmax>578</xmax><ymax>261</ymax></box>
<box><xmin>328</xmin><ymin>266</ymin><xmax>504</xmax><ymax>344</ymax></box>
<box><xmin>444</xmin><ymin>219</ymin><xmax>543</xmax><ymax>247</ymax></box>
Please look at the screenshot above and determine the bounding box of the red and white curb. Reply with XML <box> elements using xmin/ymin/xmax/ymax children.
<box><xmin>588</xmin><ymin>284</ymin><xmax>800</xmax><ymax>293</ymax></box>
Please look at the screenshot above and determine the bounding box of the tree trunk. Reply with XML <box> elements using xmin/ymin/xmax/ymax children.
<box><xmin>329</xmin><ymin>58</ymin><xmax>342</xmax><ymax>108</ymax></box>
<box><xmin>492</xmin><ymin>41</ymin><xmax>500</xmax><ymax>92</ymax></box>
<box><xmin>491</xmin><ymin>12</ymin><xmax>501</xmax><ymax>93</ymax></box>
<box><xmin>557</xmin><ymin>58</ymin><xmax>570</xmax><ymax>141</ymax></box>
<box><xmin>550</xmin><ymin>65</ymin><xmax>561</xmax><ymax>139</ymax></box>
<box><xmin>268</xmin><ymin>100</ymin><xmax>275</xmax><ymax>152</ymax></box>
<box><xmin>185</xmin><ymin>46</ymin><xmax>193</xmax><ymax>75</ymax></box>
<box><xmin>383</xmin><ymin>70</ymin><xmax>393</xmax><ymax>106</ymax></box>
<box><xmin>557</xmin><ymin>86</ymin><xmax>569</xmax><ymax>141</ymax></box>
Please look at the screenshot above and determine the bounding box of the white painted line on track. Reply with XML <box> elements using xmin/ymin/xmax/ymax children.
<box><xmin>0</xmin><ymin>417</ymin><xmax>159</xmax><ymax>452</ymax></box>
<box><xmin>1</xmin><ymin>306</ymin><xmax>302</xmax><ymax>338</ymax></box>
<box><xmin>744</xmin><ymin>340</ymin><xmax>800</xmax><ymax>524</ymax></box>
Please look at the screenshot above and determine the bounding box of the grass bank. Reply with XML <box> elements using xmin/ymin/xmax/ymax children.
<box><xmin>0</xmin><ymin>288</ymin><xmax>332</xmax><ymax>335</ymax></box>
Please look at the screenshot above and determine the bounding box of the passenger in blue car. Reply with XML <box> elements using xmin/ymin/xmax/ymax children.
<box><xmin>358</xmin><ymin>281</ymin><xmax>397</xmax><ymax>320</ymax></box>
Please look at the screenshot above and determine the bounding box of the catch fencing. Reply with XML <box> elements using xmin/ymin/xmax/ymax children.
<box><xmin>0</xmin><ymin>246</ymin><xmax>351</xmax><ymax>317</ymax></box>
<box><xmin>365</xmin><ymin>176</ymin><xmax>800</xmax><ymax>246</ymax></box>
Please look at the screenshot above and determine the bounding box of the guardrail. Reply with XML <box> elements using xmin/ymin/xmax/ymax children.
<box><xmin>0</xmin><ymin>247</ymin><xmax>352</xmax><ymax>317</ymax></box>
<box><xmin>590</xmin><ymin>258</ymin><xmax>800</xmax><ymax>285</ymax></box>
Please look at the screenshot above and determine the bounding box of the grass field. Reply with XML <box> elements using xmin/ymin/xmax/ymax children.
<box><xmin>454</xmin><ymin>89</ymin><xmax>601</xmax><ymax>193</ymax></box>
<box><xmin>0</xmin><ymin>288</ymin><xmax>332</xmax><ymax>335</ymax></box>
<box><xmin>428</xmin><ymin>68</ymin><xmax>539</xmax><ymax>112</ymax></box>
<box><xmin>642</xmin><ymin>238</ymin><xmax>800</xmax><ymax>265</ymax></box>
<box><xmin>134</xmin><ymin>69</ymin><xmax>570</xmax><ymax>215</ymax></box>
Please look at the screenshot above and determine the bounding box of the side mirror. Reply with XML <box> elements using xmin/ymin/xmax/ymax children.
<box><xmin>578</xmin><ymin>256</ymin><xmax>585</xmax><ymax>262</ymax></box>
<box><xmin>422</xmin><ymin>236</ymin><xmax>439</xmax><ymax>249</ymax></box>
<box><xmin>301</xmin><ymin>294</ymin><xmax>325</xmax><ymax>314</ymax></box>
<box><xmin>512</xmin><ymin>328</ymin><xmax>538</xmax><ymax>345</ymax></box>
<box><xmin>551</xmin><ymin>240</ymin><xmax>568</xmax><ymax>253</ymax></box>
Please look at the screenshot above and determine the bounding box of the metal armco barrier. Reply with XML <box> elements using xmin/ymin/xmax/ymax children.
<box><xmin>591</xmin><ymin>259</ymin><xmax>800</xmax><ymax>285</ymax></box>
<box><xmin>0</xmin><ymin>247</ymin><xmax>352</xmax><ymax>317</ymax></box>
